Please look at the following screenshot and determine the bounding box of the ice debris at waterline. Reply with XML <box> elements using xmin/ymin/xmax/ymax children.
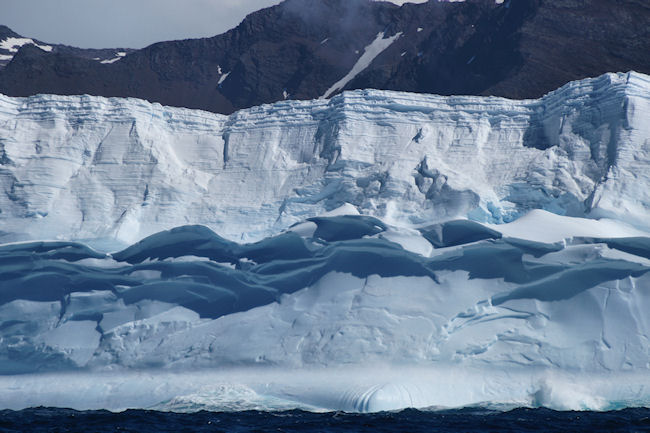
<box><xmin>1</xmin><ymin>72</ymin><xmax>650</xmax><ymax>245</ymax></box>
<box><xmin>1</xmin><ymin>211</ymin><xmax>649</xmax><ymax>412</ymax></box>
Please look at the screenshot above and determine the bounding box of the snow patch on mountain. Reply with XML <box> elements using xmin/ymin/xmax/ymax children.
<box><xmin>218</xmin><ymin>71</ymin><xmax>230</xmax><ymax>86</ymax></box>
<box><xmin>0</xmin><ymin>36</ymin><xmax>53</xmax><ymax>65</ymax></box>
<box><xmin>0</xmin><ymin>37</ymin><xmax>52</xmax><ymax>53</ymax></box>
<box><xmin>99</xmin><ymin>51</ymin><xmax>127</xmax><ymax>64</ymax></box>
<box><xmin>322</xmin><ymin>31</ymin><xmax>402</xmax><ymax>99</ymax></box>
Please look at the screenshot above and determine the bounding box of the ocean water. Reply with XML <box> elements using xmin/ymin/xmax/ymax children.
<box><xmin>1</xmin><ymin>408</ymin><xmax>649</xmax><ymax>432</ymax></box>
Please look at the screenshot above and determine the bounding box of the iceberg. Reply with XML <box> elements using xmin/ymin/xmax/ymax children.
<box><xmin>0</xmin><ymin>211</ymin><xmax>648</xmax><ymax>411</ymax></box>
<box><xmin>1</xmin><ymin>72</ymin><xmax>650</xmax><ymax>412</ymax></box>
<box><xmin>1</xmin><ymin>72</ymin><xmax>650</xmax><ymax>245</ymax></box>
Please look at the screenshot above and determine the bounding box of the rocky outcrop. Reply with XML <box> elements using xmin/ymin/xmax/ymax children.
<box><xmin>0</xmin><ymin>0</ymin><xmax>648</xmax><ymax>114</ymax></box>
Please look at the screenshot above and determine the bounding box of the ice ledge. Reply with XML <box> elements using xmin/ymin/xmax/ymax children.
<box><xmin>0</xmin><ymin>71</ymin><xmax>645</xmax><ymax>121</ymax></box>
<box><xmin>0</xmin><ymin>71</ymin><xmax>649</xmax><ymax>243</ymax></box>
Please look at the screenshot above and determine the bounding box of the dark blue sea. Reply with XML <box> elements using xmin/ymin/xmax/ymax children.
<box><xmin>1</xmin><ymin>407</ymin><xmax>649</xmax><ymax>432</ymax></box>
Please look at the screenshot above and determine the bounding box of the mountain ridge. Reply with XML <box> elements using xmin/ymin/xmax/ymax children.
<box><xmin>1</xmin><ymin>0</ymin><xmax>649</xmax><ymax>114</ymax></box>
<box><xmin>0</xmin><ymin>25</ymin><xmax>134</xmax><ymax>70</ymax></box>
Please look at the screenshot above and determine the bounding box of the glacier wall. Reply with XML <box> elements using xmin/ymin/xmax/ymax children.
<box><xmin>0</xmin><ymin>212</ymin><xmax>649</xmax><ymax>411</ymax></box>
<box><xmin>1</xmin><ymin>72</ymin><xmax>649</xmax><ymax>246</ymax></box>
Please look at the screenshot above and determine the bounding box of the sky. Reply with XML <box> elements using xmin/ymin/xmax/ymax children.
<box><xmin>2</xmin><ymin>0</ymin><xmax>428</xmax><ymax>50</ymax></box>
<box><xmin>1</xmin><ymin>0</ymin><xmax>282</xmax><ymax>49</ymax></box>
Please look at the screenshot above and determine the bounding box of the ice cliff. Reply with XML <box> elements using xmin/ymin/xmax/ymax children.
<box><xmin>1</xmin><ymin>72</ymin><xmax>650</xmax><ymax>412</ymax></box>
<box><xmin>0</xmin><ymin>212</ymin><xmax>649</xmax><ymax>411</ymax></box>
<box><xmin>1</xmin><ymin>71</ymin><xmax>649</xmax><ymax>246</ymax></box>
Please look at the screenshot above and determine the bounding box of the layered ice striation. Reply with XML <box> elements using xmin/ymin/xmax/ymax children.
<box><xmin>0</xmin><ymin>211</ymin><xmax>649</xmax><ymax>411</ymax></box>
<box><xmin>2</xmin><ymin>71</ymin><xmax>650</xmax><ymax>412</ymax></box>
<box><xmin>1</xmin><ymin>72</ymin><xmax>650</xmax><ymax>246</ymax></box>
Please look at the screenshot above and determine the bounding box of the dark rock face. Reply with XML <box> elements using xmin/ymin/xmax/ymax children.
<box><xmin>0</xmin><ymin>25</ymin><xmax>134</xmax><ymax>70</ymax></box>
<box><xmin>0</xmin><ymin>0</ymin><xmax>649</xmax><ymax>114</ymax></box>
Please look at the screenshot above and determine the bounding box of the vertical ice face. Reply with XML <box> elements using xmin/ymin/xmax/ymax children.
<box><xmin>586</xmin><ymin>72</ymin><xmax>650</xmax><ymax>226</ymax></box>
<box><xmin>0</xmin><ymin>72</ymin><xmax>649</xmax><ymax>245</ymax></box>
<box><xmin>0</xmin><ymin>213</ymin><xmax>648</xmax><ymax>412</ymax></box>
<box><xmin>1</xmin><ymin>72</ymin><xmax>650</xmax><ymax>413</ymax></box>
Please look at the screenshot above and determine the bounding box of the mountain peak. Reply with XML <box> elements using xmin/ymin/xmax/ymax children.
<box><xmin>0</xmin><ymin>25</ymin><xmax>20</xmax><ymax>38</ymax></box>
<box><xmin>0</xmin><ymin>0</ymin><xmax>649</xmax><ymax>114</ymax></box>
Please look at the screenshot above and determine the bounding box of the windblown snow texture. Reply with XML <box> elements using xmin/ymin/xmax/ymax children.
<box><xmin>0</xmin><ymin>212</ymin><xmax>649</xmax><ymax>411</ymax></box>
<box><xmin>1</xmin><ymin>72</ymin><xmax>650</xmax><ymax>247</ymax></box>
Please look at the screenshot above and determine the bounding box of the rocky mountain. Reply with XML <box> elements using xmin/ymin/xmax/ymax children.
<box><xmin>0</xmin><ymin>25</ymin><xmax>134</xmax><ymax>70</ymax></box>
<box><xmin>0</xmin><ymin>0</ymin><xmax>648</xmax><ymax>114</ymax></box>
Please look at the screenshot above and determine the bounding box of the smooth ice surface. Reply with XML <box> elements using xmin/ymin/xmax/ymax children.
<box><xmin>2</xmin><ymin>72</ymin><xmax>650</xmax><ymax>245</ymax></box>
<box><xmin>487</xmin><ymin>210</ymin><xmax>649</xmax><ymax>244</ymax></box>
<box><xmin>0</xmin><ymin>212</ymin><xmax>649</xmax><ymax>412</ymax></box>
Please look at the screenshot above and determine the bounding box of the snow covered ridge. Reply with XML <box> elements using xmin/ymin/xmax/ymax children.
<box><xmin>0</xmin><ymin>34</ymin><xmax>131</xmax><ymax>69</ymax></box>
<box><xmin>0</xmin><ymin>37</ymin><xmax>52</xmax><ymax>55</ymax></box>
<box><xmin>1</xmin><ymin>71</ymin><xmax>650</xmax><ymax>246</ymax></box>
<box><xmin>0</xmin><ymin>37</ymin><xmax>53</xmax><ymax>67</ymax></box>
<box><xmin>0</xmin><ymin>211</ymin><xmax>649</xmax><ymax>411</ymax></box>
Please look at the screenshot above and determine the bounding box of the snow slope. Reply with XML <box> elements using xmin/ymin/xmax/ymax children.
<box><xmin>321</xmin><ymin>31</ymin><xmax>403</xmax><ymax>99</ymax></box>
<box><xmin>1</xmin><ymin>72</ymin><xmax>649</xmax><ymax>247</ymax></box>
<box><xmin>0</xmin><ymin>37</ymin><xmax>52</xmax><ymax>61</ymax></box>
<box><xmin>0</xmin><ymin>211</ymin><xmax>649</xmax><ymax>411</ymax></box>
